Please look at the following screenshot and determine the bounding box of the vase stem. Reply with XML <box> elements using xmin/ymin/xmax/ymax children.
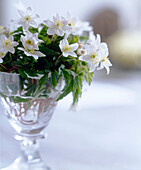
<box><xmin>3</xmin><ymin>134</ymin><xmax>52</xmax><ymax>170</ymax></box>
<box><xmin>20</xmin><ymin>138</ymin><xmax>41</xmax><ymax>163</ymax></box>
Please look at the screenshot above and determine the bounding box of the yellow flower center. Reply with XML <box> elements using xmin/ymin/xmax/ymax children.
<box><xmin>2</xmin><ymin>39</ymin><xmax>12</xmax><ymax>48</ymax></box>
<box><xmin>24</xmin><ymin>16</ymin><xmax>31</xmax><ymax>22</ymax></box>
<box><xmin>102</xmin><ymin>56</ymin><xmax>109</xmax><ymax>64</ymax></box>
<box><xmin>0</xmin><ymin>52</ymin><xmax>5</xmax><ymax>58</ymax></box>
<box><xmin>90</xmin><ymin>52</ymin><xmax>97</xmax><ymax>62</ymax></box>
<box><xmin>63</xmin><ymin>45</ymin><xmax>72</xmax><ymax>52</ymax></box>
<box><xmin>68</xmin><ymin>20</ymin><xmax>75</xmax><ymax>29</ymax></box>
<box><xmin>55</xmin><ymin>20</ymin><xmax>64</xmax><ymax>28</ymax></box>
<box><xmin>26</xmin><ymin>39</ymin><xmax>34</xmax><ymax>45</ymax></box>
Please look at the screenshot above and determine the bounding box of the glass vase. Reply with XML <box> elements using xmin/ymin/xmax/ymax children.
<box><xmin>0</xmin><ymin>72</ymin><xmax>61</xmax><ymax>170</ymax></box>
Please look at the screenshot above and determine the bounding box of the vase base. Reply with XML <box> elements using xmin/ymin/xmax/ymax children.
<box><xmin>1</xmin><ymin>157</ymin><xmax>51</xmax><ymax>170</ymax></box>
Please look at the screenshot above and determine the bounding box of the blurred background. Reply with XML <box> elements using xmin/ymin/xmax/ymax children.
<box><xmin>0</xmin><ymin>0</ymin><xmax>141</xmax><ymax>170</ymax></box>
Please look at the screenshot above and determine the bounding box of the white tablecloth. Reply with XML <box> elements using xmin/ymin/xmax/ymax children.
<box><xmin>0</xmin><ymin>68</ymin><xmax>141</xmax><ymax>170</ymax></box>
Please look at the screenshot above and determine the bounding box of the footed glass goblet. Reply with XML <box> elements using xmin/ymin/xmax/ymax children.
<box><xmin>0</xmin><ymin>72</ymin><xmax>60</xmax><ymax>170</ymax></box>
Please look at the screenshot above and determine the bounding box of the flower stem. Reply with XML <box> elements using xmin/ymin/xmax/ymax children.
<box><xmin>55</xmin><ymin>54</ymin><xmax>63</xmax><ymax>66</ymax></box>
<box><xmin>53</xmin><ymin>34</ymin><xmax>56</xmax><ymax>47</ymax></box>
<box><xmin>0</xmin><ymin>63</ymin><xmax>8</xmax><ymax>70</ymax></box>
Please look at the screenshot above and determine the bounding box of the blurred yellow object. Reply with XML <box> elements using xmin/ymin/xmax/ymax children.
<box><xmin>108</xmin><ymin>31</ymin><xmax>141</xmax><ymax>69</ymax></box>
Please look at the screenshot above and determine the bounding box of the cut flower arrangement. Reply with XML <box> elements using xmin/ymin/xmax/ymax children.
<box><xmin>0</xmin><ymin>6</ymin><xmax>112</xmax><ymax>170</ymax></box>
<box><xmin>0</xmin><ymin>7</ymin><xmax>112</xmax><ymax>105</ymax></box>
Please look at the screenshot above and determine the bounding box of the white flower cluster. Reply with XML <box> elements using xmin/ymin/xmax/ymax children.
<box><xmin>44</xmin><ymin>10</ymin><xmax>111</xmax><ymax>74</ymax></box>
<box><xmin>80</xmin><ymin>32</ymin><xmax>112</xmax><ymax>74</ymax></box>
<box><xmin>0</xmin><ymin>7</ymin><xmax>112</xmax><ymax>74</ymax></box>
<box><xmin>44</xmin><ymin>10</ymin><xmax>92</xmax><ymax>38</ymax></box>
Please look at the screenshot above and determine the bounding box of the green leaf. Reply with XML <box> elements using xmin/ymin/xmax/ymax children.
<box><xmin>51</xmin><ymin>71</ymin><xmax>58</xmax><ymax>87</ymax></box>
<box><xmin>10</xmin><ymin>27</ymin><xmax>23</xmax><ymax>35</ymax></box>
<box><xmin>38</xmin><ymin>35</ymin><xmax>51</xmax><ymax>45</ymax></box>
<box><xmin>39</xmin><ymin>73</ymin><xmax>49</xmax><ymax>88</ymax></box>
<box><xmin>69</xmin><ymin>35</ymin><xmax>79</xmax><ymax>44</ymax></box>
<box><xmin>39</xmin><ymin>46</ymin><xmax>59</xmax><ymax>56</ymax></box>
<box><xmin>39</xmin><ymin>25</ymin><xmax>48</xmax><ymax>35</ymax></box>
<box><xmin>24</xmin><ymin>68</ymin><xmax>38</xmax><ymax>77</ymax></box>
<box><xmin>79</xmin><ymin>36</ymin><xmax>89</xmax><ymax>43</ymax></box>
<box><xmin>18</xmin><ymin>69</ymin><xmax>28</xmax><ymax>79</ymax></box>
<box><xmin>28</xmin><ymin>26</ymin><xmax>38</xmax><ymax>33</ymax></box>
<box><xmin>57</xmin><ymin>79</ymin><xmax>73</xmax><ymax>101</ymax></box>
<box><xmin>9</xmin><ymin>96</ymin><xmax>31</xmax><ymax>103</ymax></box>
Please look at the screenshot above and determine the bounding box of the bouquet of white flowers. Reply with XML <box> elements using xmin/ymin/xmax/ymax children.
<box><xmin>0</xmin><ymin>7</ymin><xmax>112</xmax><ymax>105</ymax></box>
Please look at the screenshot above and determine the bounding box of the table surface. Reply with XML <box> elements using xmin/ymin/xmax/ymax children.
<box><xmin>0</xmin><ymin>68</ymin><xmax>141</xmax><ymax>170</ymax></box>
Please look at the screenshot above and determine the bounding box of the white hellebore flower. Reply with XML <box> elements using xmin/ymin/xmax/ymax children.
<box><xmin>44</xmin><ymin>14</ymin><xmax>70</xmax><ymax>36</ymax></box>
<box><xmin>18</xmin><ymin>32</ymin><xmax>45</xmax><ymax>60</ymax></box>
<box><xmin>59</xmin><ymin>39</ymin><xmax>78</xmax><ymax>57</ymax></box>
<box><xmin>0</xmin><ymin>34</ymin><xmax>18</xmax><ymax>54</ymax></box>
<box><xmin>97</xmin><ymin>48</ymin><xmax>112</xmax><ymax>75</ymax></box>
<box><xmin>0</xmin><ymin>51</ymin><xmax>6</xmax><ymax>63</ymax></box>
<box><xmin>17</xmin><ymin>7</ymin><xmax>39</xmax><ymax>30</ymax></box>
<box><xmin>79</xmin><ymin>44</ymin><xmax>101</xmax><ymax>72</ymax></box>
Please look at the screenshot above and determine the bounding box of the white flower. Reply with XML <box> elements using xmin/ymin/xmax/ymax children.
<box><xmin>64</xmin><ymin>10</ymin><xmax>81</xmax><ymax>38</ymax></box>
<box><xmin>65</xmin><ymin>11</ymin><xmax>92</xmax><ymax>38</ymax></box>
<box><xmin>44</xmin><ymin>14</ymin><xmax>70</xmax><ymax>36</ymax></box>
<box><xmin>20</xmin><ymin>31</ymin><xmax>41</xmax><ymax>50</ymax></box>
<box><xmin>97</xmin><ymin>48</ymin><xmax>112</xmax><ymax>74</ymax></box>
<box><xmin>79</xmin><ymin>44</ymin><xmax>101</xmax><ymax>72</ymax></box>
<box><xmin>18</xmin><ymin>47</ymin><xmax>45</xmax><ymax>60</ymax></box>
<box><xmin>17</xmin><ymin>7</ymin><xmax>39</xmax><ymax>30</ymax></box>
<box><xmin>59</xmin><ymin>39</ymin><xmax>78</xmax><ymax>57</ymax></box>
<box><xmin>88</xmin><ymin>32</ymin><xmax>107</xmax><ymax>49</ymax></box>
<box><xmin>0</xmin><ymin>26</ymin><xmax>5</xmax><ymax>34</ymax></box>
<box><xmin>66</xmin><ymin>11</ymin><xmax>79</xmax><ymax>33</ymax></box>
<box><xmin>18</xmin><ymin>31</ymin><xmax>45</xmax><ymax>60</ymax></box>
<box><xmin>0</xmin><ymin>51</ymin><xmax>6</xmax><ymax>63</ymax></box>
<box><xmin>0</xmin><ymin>26</ymin><xmax>9</xmax><ymax>35</ymax></box>
<box><xmin>80</xmin><ymin>43</ymin><xmax>112</xmax><ymax>74</ymax></box>
<box><xmin>76</xmin><ymin>20</ymin><xmax>93</xmax><ymax>35</ymax></box>
<box><xmin>0</xmin><ymin>34</ymin><xmax>18</xmax><ymax>54</ymax></box>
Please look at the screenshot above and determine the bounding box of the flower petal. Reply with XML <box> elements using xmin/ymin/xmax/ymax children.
<box><xmin>79</xmin><ymin>54</ymin><xmax>90</xmax><ymax>61</ymax></box>
<box><xmin>32</xmin><ymin>14</ymin><xmax>40</xmax><ymax>19</ymax></box>
<box><xmin>69</xmin><ymin>51</ymin><xmax>77</xmax><ymax>57</ymax></box>
<box><xmin>0</xmin><ymin>58</ymin><xmax>3</xmax><ymax>63</ymax></box>
<box><xmin>18</xmin><ymin>47</ymin><xmax>25</xmax><ymax>52</ymax></box>
<box><xmin>12</xmin><ymin>42</ymin><xmax>19</xmax><ymax>47</ymax></box>
<box><xmin>33</xmin><ymin>51</ymin><xmax>46</xmax><ymax>57</ymax></box>
<box><xmin>63</xmin><ymin>52</ymin><xmax>69</xmax><ymax>57</ymax></box>
<box><xmin>9</xmin><ymin>36</ymin><xmax>14</xmax><ymax>41</ymax></box>
<box><xmin>70</xmin><ymin>43</ymin><xmax>78</xmax><ymax>51</ymax></box>
<box><xmin>26</xmin><ymin>7</ymin><xmax>32</xmax><ymax>15</ymax></box>
<box><xmin>8</xmin><ymin>47</ymin><xmax>15</xmax><ymax>54</ymax></box>
<box><xmin>56</xmin><ymin>29</ymin><xmax>64</xmax><ymax>36</ymax></box>
<box><xmin>47</xmin><ymin>28</ymin><xmax>55</xmax><ymax>35</ymax></box>
<box><xmin>0</xmin><ymin>34</ymin><xmax>7</xmax><ymax>41</ymax></box>
<box><xmin>44</xmin><ymin>20</ymin><xmax>54</xmax><ymax>27</ymax></box>
<box><xmin>17</xmin><ymin>9</ymin><xmax>24</xmax><ymax>17</ymax></box>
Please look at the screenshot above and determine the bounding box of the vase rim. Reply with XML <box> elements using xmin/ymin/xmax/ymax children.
<box><xmin>0</xmin><ymin>71</ymin><xmax>44</xmax><ymax>80</ymax></box>
<box><xmin>0</xmin><ymin>71</ymin><xmax>20</xmax><ymax>76</ymax></box>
